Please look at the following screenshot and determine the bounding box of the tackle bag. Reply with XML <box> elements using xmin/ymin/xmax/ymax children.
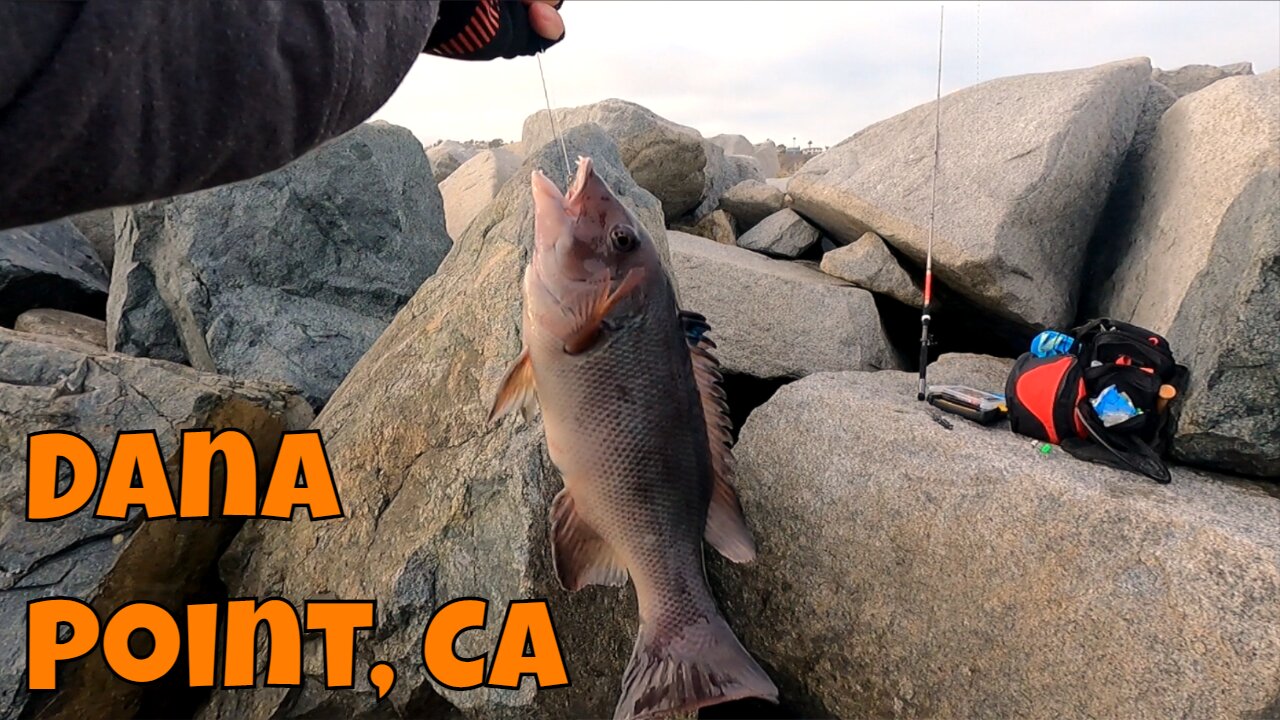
<box><xmin>1004</xmin><ymin>318</ymin><xmax>1189</xmax><ymax>483</ymax></box>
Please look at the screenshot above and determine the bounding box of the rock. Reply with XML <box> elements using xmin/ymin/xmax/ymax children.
<box><xmin>108</xmin><ymin>121</ymin><xmax>451</xmax><ymax>409</ymax></box>
<box><xmin>709</xmin><ymin>133</ymin><xmax>755</xmax><ymax>157</ymax></box>
<box><xmin>929</xmin><ymin>352</ymin><xmax>1015</xmax><ymax>391</ymax></box>
<box><xmin>439</xmin><ymin>147</ymin><xmax>523</xmax><ymax>239</ymax></box>
<box><xmin>1094</xmin><ymin>71</ymin><xmax>1280</xmax><ymax>478</ymax></box>
<box><xmin>503</xmin><ymin>140</ymin><xmax>526</xmax><ymax>159</ymax></box>
<box><xmin>706</xmin><ymin>135</ymin><xmax>752</xmax><ymax>157</ymax></box>
<box><xmin>69</xmin><ymin>207</ymin><xmax>118</xmax><ymax>271</ymax></box>
<box><xmin>0</xmin><ymin>328</ymin><xmax>312</xmax><ymax>720</ymax></box>
<box><xmin>13</xmin><ymin>309</ymin><xmax>106</xmax><ymax>352</ymax></box>
<box><xmin>0</xmin><ymin>220</ymin><xmax>108</xmax><ymax>327</ymax></box>
<box><xmin>719</xmin><ymin>180</ymin><xmax>785</xmax><ymax>231</ymax></box>
<box><xmin>753</xmin><ymin>140</ymin><xmax>781</xmax><ymax>178</ymax></box>
<box><xmin>766</xmin><ymin>177</ymin><xmax>791</xmax><ymax>194</ymax></box>
<box><xmin>791</xmin><ymin>58</ymin><xmax>1153</xmax><ymax>329</ymax></box>
<box><xmin>713</xmin><ymin>369</ymin><xmax>1280</xmax><ymax>719</ymax></box>
<box><xmin>426</xmin><ymin>140</ymin><xmax>479</xmax><ymax>183</ymax></box>
<box><xmin>819</xmin><ymin>231</ymin><xmax>922</xmax><ymax>307</ymax></box>
<box><xmin>200</xmin><ymin>124</ymin><xmax>668</xmax><ymax>720</ymax></box>
<box><xmin>669</xmin><ymin>231</ymin><xmax>899</xmax><ymax>379</ymax></box>
<box><xmin>737</xmin><ymin>209</ymin><xmax>821</xmax><ymax>259</ymax></box>
<box><xmin>523</xmin><ymin>99</ymin><xmax>710</xmax><ymax>221</ymax></box>
<box><xmin>692</xmin><ymin>145</ymin><xmax>767</xmax><ymax>223</ymax></box>
<box><xmin>672</xmin><ymin>209</ymin><xmax>737</xmax><ymax>246</ymax></box>
<box><xmin>1152</xmin><ymin>61</ymin><xmax>1254</xmax><ymax>98</ymax></box>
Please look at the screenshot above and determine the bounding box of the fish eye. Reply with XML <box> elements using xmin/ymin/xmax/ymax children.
<box><xmin>610</xmin><ymin>225</ymin><xmax>639</xmax><ymax>253</ymax></box>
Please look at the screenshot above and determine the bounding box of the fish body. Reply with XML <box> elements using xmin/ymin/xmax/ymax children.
<box><xmin>491</xmin><ymin>158</ymin><xmax>778</xmax><ymax>719</ymax></box>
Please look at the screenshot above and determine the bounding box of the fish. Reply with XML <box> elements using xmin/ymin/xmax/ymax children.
<box><xmin>489</xmin><ymin>157</ymin><xmax>779</xmax><ymax>719</ymax></box>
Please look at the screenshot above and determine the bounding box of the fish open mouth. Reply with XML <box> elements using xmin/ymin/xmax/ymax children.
<box><xmin>564</xmin><ymin>156</ymin><xmax>596</xmax><ymax>216</ymax></box>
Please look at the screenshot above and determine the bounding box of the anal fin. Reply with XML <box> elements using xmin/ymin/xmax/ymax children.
<box><xmin>489</xmin><ymin>347</ymin><xmax>538</xmax><ymax>422</ymax></box>
<box><xmin>550</xmin><ymin>488</ymin><xmax>629</xmax><ymax>591</ymax></box>
<box><xmin>682</xmin><ymin>310</ymin><xmax>757</xmax><ymax>564</ymax></box>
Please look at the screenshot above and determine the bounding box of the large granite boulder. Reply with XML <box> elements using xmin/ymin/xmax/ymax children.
<box><xmin>668</xmin><ymin>231</ymin><xmax>899</xmax><ymax>379</ymax></box>
<box><xmin>709</xmin><ymin>133</ymin><xmax>755</xmax><ymax>156</ymax></box>
<box><xmin>199</xmin><ymin>124</ymin><xmax>670</xmax><ymax>720</ymax></box>
<box><xmin>0</xmin><ymin>220</ymin><xmax>108</xmax><ymax>327</ymax></box>
<box><xmin>1093</xmin><ymin>70</ymin><xmax>1280</xmax><ymax>478</ymax></box>
<box><xmin>426</xmin><ymin>140</ymin><xmax>479</xmax><ymax>183</ymax></box>
<box><xmin>719</xmin><ymin>180</ymin><xmax>786</xmax><ymax>231</ymax></box>
<box><xmin>753</xmin><ymin>140</ymin><xmax>781</xmax><ymax>179</ymax></box>
<box><xmin>736</xmin><ymin>209</ymin><xmax>821</xmax><ymax>259</ymax></box>
<box><xmin>523</xmin><ymin>99</ymin><xmax>710</xmax><ymax>221</ymax></box>
<box><xmin>820</xmin><ymin>231</ymin><xmax>922</xmax><ymax>307</ymax></box>
<box><xmin>790</xmin><ymin>58</ymin><xmax>1153</xmax><ymax>329</ymax></box>
<box><xmin>0</xmin><ymin>328</ymin><xmax>312</xmax><ymax>720</ymax></box>
<box><xmin>107</xmin><ymin>121</ymin><xmax>451</xmax><ymax>409</ymax></box>
<box><xmin>440</xmin><ymin>147</ymin><xmax>523</xmax><ymax>239</ymax></box>
<box><xmin>13</xmin><ymin>309</ymin><xmax>106</xmax><ymax>353</ymax></box>
<box><xmin>1152</xmin><ymin>61</ymin><xmax>1253</xmax><ymax>98</ymax></box>
<box><xmin>69</xmin><ymin>208</ymin><xmax>118</xmax><ymax>272</ymax></box>
<box><xmin>713</xmin><ymin>369</ymin><xmax>1280</xmax><ymax>719</ymax></box>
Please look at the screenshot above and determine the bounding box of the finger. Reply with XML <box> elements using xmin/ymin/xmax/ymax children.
<box><xmin>526</xmin><ymin>1</ymin><xmax>564</xmax><ymax>41</ymax></box>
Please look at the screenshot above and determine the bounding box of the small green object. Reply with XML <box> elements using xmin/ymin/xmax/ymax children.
<box><xmin>1040</xmin><ymin>443</ymin><xmax>1052</xmax><ymax>455</ymax></box>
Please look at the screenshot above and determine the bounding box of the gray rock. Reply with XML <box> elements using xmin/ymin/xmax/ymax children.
<box><xmin>929</xmin><ymin>352</ymin><xmax>1015</xmax><ymax>392</ymax></box>
<box><xmin>713</xmin><ymin>369</ymin><xmax>1280</xmax><ymax>719</ymax></box>
<box><xmin>0</xmin><ymin>220</ymin><xmax>108</xmax><ymax>326</ymax></box>
<box><xmin>737</xmin><ymin>209</ymin><xmax>821</xmax><ymax>258</ymax></box>
<box><xmin>669</xmin><ymin>231</ymin><xmax>899</xmax><ymax>379</ymax></box>
<box><xmin>69</xmin><ymin>207</ymin><xmax>118</xmax><ymax>271</ymax></box>
<box><xmin>719</xmin><ymin>180</ymin><xmax>785</xmax><ymax>231</ymax></box>
<box><xmin>1152</xmin><ymin>61</ymin><xmax>1254</xmax><ymax>98</ymax></box>
<box><xmin>108</xmin><ymin>121</ymin><xmax>451</xmax><ymax>409</ymax></box>
<box><xmin>0</xmin><ymin>328</ymin><xmax>311</xmax><ymax>720</ymax></box>
<box><xmin>694</xmin><ymin>146</ymin><xmax>767</xmax><ymax>222</ymax></box>
<box><xmin>672</xmin><ymin>209</ymin><xmax>737</xmax><ymax>246</ymax></box>
<box><xmin>819</xmin><ymin>231</ymin><xmax>922</xmax><ymax>307</ymax></box>
<box><xmin>765</xmin><ymin>177</ymin><xmax>791</xmax><ymax>194</ymax></box>
<box><xmin>440</xmin><ymin>147</ymin><xmax>523</xmax><ymax>239</ymax></box>
<box><xmin>523</xmin><ymin>99</ymin><xmax>709</xmax><ymax>221</ymax></box>
<box><xmin>753</xmin><ymin>140</ymin><xmax>781</xmax><ymax>179</ymax></box>
<box><xmin>426</xmin><ymin>140</ymin><xmax>479</xmax><ymax>183</ymax></box>
<box><xmin>200</xmin><ymin>124</ymin><xmax>668</xmax><ymax>720</ymax></box>
<box><xmin>13</xmin><ymin>309</ymin><xmax>106</xmax><ymax>352</ymax></box>
<box><xmin>1095</xmin><ymin>71</ymin><xmax>1280</xmax><ymax>477</ymax></box>
<box><xmin>709</xmin><ymin>133</ymin><xmax>755</xmax><ymax>156</ymax></box>
<box><xmin>791</xmin><ymin>58</ymin><xmax>1153</xmax><ymax>329</ymax></box>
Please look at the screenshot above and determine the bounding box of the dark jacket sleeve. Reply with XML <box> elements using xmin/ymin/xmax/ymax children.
<box><xmin>0</xmin><ymin>0</ymin><xmax>439</xmax><ymax>231</ymax></box>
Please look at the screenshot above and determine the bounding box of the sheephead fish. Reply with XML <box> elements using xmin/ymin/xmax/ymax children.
<box><xmin>489</xmin><ymin>157</ymin><xmax>779</xmax><ymax>719</ymax></box>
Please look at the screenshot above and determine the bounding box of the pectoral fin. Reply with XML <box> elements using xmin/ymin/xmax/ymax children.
<box><xmin>550</xmin><ymin>488</ymin><xmax>629</xmax><ymax>591</ymax></box>
<box><xmin>563</xmin><ymin>267</ymin><xmax>647</xmax><ymax>355</ymax></box>
<box><xmin>681</xmin><ymin>310</ymin><xmax>757</xmax><ymax>564</ymax></box>
<box><xmin>489</xmin><ymin>347</ymin><xmax>538</xmax><ymax>422</ymax></box>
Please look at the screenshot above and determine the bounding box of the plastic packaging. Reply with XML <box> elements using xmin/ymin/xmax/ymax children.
<box><xmin>1092</xmin><ymin>385</ymin><xmax>1141</xmax><ymax>427</ymax></box>
<box><xmin>1031</xmin><ymin>330</ymin><xmax>1075</xmax><ymax>358</ymax></box>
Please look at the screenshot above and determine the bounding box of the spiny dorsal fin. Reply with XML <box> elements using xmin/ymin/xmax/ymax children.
<box><xmin>680</xmin><ymin>310</ymin><xmax>757</xmax><ymax>564</ymax></box>
<box><xmin>549</xmin><ymin>488</ymin><xmax>629</xmax><ymax>591</ymax></box>
<box><xmin>489</xmin><ymin>347</ymin><xmax>538</xmax><ymax>422</ymax></box>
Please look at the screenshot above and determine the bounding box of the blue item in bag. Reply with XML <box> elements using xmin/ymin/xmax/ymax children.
<box><xmin>1091</xmin><ymin>385</ymin><xmax>1141</xmax><ymax>427</ymax></box>
<box><xmin>1031</xmin><ymin>330</ymin><xmax>1075</xmax><ymax>358</ymax></box>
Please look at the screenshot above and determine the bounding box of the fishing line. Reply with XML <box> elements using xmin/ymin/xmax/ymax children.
<box><xmin>536</xmin><ymin>52</ymin><xmax>573</xmax><ymax>183</ymax></box>
<box><xmin>917</xmin><ymin>5</ymin><xmax>945</xmax><ymax>402</ymax></box>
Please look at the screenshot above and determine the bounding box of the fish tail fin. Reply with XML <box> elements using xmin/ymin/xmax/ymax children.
<box><xmin>613</xmin><ymin>613</ymin><xmax>778</xmax><ymax>720</ymax></box>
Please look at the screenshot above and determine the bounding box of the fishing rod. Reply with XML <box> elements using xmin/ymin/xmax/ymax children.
<box><xmin>917</xmin><ymin>5</ymin><xmax>944</xmax><ymax>401</ymax></box>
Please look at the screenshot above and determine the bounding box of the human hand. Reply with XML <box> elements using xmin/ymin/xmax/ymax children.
<box><xmin>426</xmin><ymin>0</ymin><xmax>566</xmax><ymax>61</ymax></box>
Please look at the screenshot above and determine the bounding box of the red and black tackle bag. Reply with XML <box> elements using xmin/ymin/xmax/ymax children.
<box><xmin>1005</xmin><ymin>318</ymin><xmax>1189</xmax><ymax>483</ymax></box>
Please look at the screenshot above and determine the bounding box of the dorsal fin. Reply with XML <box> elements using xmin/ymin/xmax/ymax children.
<box><xmin>680</xmin><ymin>310</ymin><xmax>756</xmax><ymax>564</ymax></box>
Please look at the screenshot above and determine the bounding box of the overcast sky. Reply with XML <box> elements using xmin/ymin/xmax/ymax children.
<box><xmin>371</xmin><ymin>0</ymin><xmax>1280</xmax><ymax>149</ymax></box>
